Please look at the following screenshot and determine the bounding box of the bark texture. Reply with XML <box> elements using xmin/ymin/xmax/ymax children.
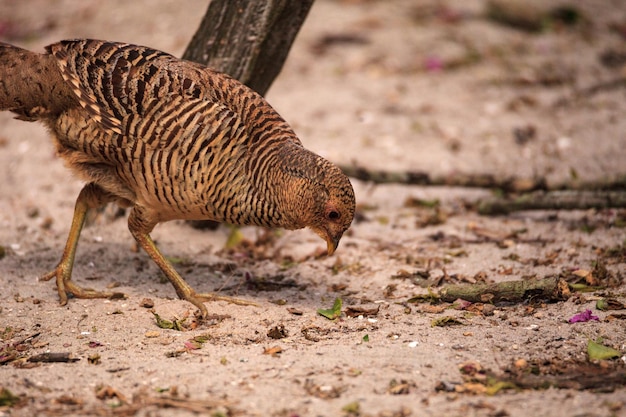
<box><xmin>183</xmin><ymin>0</ymin><xmax>314</xmax><ymax>96</ymax></box>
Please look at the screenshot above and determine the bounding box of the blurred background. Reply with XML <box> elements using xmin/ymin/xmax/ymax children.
<box><xmin>1</xmin><ymin>0</ymin><xmax>625</xmax><ymax>190</ymax></box>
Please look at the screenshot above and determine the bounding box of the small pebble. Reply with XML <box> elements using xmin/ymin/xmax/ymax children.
<box><xmin>482</xmin><ymin>304</ymin><xmax>496</xmax><ymax>316</ymax></box>
<box><xmin>139</xmin><ymin>298</ymin><xmax>154</xmax><ymax>308</ymax></box>
<box><xmin>514</xmin><ymin>358</ymin><xmax>528</xmax><ymax>369</ymax></box>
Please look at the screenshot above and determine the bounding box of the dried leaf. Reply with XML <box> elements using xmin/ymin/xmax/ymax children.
<box><xmin>407</xmin><ymin>288</ymin><xmax>441</xmax><ymax>304</ymax></box>
<box><xmin>605</xmin><ymin>313</ymin><xmax>626</xmax><ymax>321</ymax></box>
<box><xmin>345</xmin><ymin>305</ymin><xmax>380</xmax><ymax>318</ymax></box>
<box><xmin>286</xmin><ymin>307</ymin><xmax>303</xmax><ymax>315</ymax></box>
<box><xmin>572</xmin><ymin>269</ymin><xmax>598</xmax><ymax>286</ymax></box>
<box><xmin>431</xmin><ymin>316</ymin><xmax>464</xmax><ymax>327</ymax></box>
<box><xmin>387</xmin><ymin>379</ymin><xmax>412</xmax><ymax>395</ymax></box>
<box><xmin>95</xmin><ymin>385</ymin><xmax>128</xmax><ymax>404</ymax></box>
<box><xmin>453</xmin><ymin>298</ymin><xmax>473</xmax><ymax>310</ymax></box>
<box><xmin>139</xmin><ymin>298</ymin><xmax>155</xmax><ymax>308</ymax></box>
<box><xmin>417</xmin><ymin>304</ymin><xmax>447</xmax><ymax>314</ymax></box>
<box><xmin>88</xmin><ymin>353</ymin><xmax>101</xmax><ymax>365</ymax></box>
<box><xmin>267</xmin><ymin>325</ymin><xmax>288</xmax><ymax>339</ymax></box>
<box><xmin>263</xmin><ymin>346</ymin><xmax>283</xmax><ymax>357</ymax></box>
<box><xmin>301</xmin><ymin>326</ymin><xmax>329</xmax><ymax>342</ymax></box>
<box><xmin>184</xmin><ymin>340</ymin><xmax>202</xmax><ymax>350</ymax></box>
<box><xmin>404</xmin><ymin>197</ymin><xmax>440</xmax><ymax>208</ymax></box>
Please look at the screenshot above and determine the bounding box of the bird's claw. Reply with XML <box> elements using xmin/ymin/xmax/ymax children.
<box><xmin>40</xmin><ymin>264</ymin><xmax>125</xmax><ymax>305</ymax></box>
<box><xmin>182</xmin><ymin>291</ymin><xmax>258</xmax><ymax>319</ymax></box>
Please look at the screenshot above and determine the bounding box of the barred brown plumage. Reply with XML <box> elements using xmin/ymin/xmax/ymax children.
<box><xmin>0</xmin><ymin>39</ymin><xmax>356</xmax><ymax>318</ymax></box>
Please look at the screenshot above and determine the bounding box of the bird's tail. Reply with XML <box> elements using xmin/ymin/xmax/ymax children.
<box><xmin>0</xmin><ymin>42</ymin><xmax>76</xmax><ymax>120</ymax></box>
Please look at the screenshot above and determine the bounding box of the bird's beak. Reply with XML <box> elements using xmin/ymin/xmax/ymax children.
<box><xmin>326</xmin><ymin>235</ymin><xmax>339</xmax><ymax>256</ymax></box>
<box><xmin>312</xmin><ymin>227</ymin><xmax>340</xmax><ymax>256</ymax></box>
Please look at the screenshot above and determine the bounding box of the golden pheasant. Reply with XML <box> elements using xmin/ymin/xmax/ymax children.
<box><xmin>0</xmin><ymin>39</ymin><xmax>355</xmax><ymax>317</ymax></box>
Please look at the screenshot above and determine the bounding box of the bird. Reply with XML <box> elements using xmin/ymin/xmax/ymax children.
<box><xmin>0</xmin><ymin>39</ymin><xmax>355</xmax><ymax>318</ymax></box>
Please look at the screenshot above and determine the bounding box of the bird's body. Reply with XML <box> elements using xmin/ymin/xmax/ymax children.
<box><xmin>0</xmin><ymin>39</ymin><xmax>355</xmax><ymax>317</ymax></box>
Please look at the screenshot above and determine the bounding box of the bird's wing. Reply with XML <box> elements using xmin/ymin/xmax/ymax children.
<box><xmin>47</xmin><ymin>39</ymin><xmax>296</xmax><ymax>153</ymax></box>
<box><xmin>48</xmin><ymin>39</ymin><xmax>146</xmax><ymax>134</ymax></box>
<box><xmin>47</xmin><ymin>39</ymin><xmax>234</xmax><ymax>141</ymax></box>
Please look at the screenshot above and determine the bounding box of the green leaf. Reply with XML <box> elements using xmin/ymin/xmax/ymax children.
<box><xmin>166</xmin><ymin>256</ymin><xmax>189</xmax><ymax>265</ymax></box>
<box><xmin>596</xmin><ymin>298</ymin><xmax>625</xmax><ymax>311</ymax></box>
<box><xmin>341</xmin><ymin>401</ymin><xmax>360</xmax><ymax>414</ymax></box>
<box><xmin>317</xmin><ymin>297</ymin><xmax>342</xmax><ymax>320</ymax></box>
<box><xmin>193</xmin><ymin>334</ymin><xmax>210</xmax><ymax>344</ymax></box>
<box><xmin>587</xmin><ymin>340</ymin><xmax>621</xmax><ymax>360</ymax></box>
<box><xmin>153</xmin><ymin>312</ymin><xmax>175</xmax><ymax>329</ymax></box>
<box><xmin>485</xmin><ymin>379</ymin><xmax>518</xmax><ymax>395</ymax></box>
<box><xmin>0</xmin><ymin>387</ymin><xmax>20</xmax><ymax>407</ymax></box>
<box><xmin>362</xmin><ymin>334</ymin><xmax>369</xmax><ymax>342</ymax></box>
<box><xmin>406</xmin><ymin>288</ymin><xmax>441</xmax><ymax>304</ymax></box>
<box><xmin>152</xmin><ymin>312</ymin><xmax>186</xmax><ymax>331</ymax></box>
<box><xmin>225</xmin><ymin>226</ymin><xmax>244</xmax><ymax>249</ymax></box>
<box><xmin>569</xmin><ymin>283</ymin><xmax>603</xmax><ymax>292</ymax></box>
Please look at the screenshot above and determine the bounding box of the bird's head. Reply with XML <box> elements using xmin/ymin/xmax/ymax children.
<box><xmin>308</xmin><ymin>179</ymin><xmax>355</xmax><ymax>255</ymax></box>
<box><xmin>280</xmin><ymin>147</ymin><xmax>355</xmax><ymax>255</ymax></box>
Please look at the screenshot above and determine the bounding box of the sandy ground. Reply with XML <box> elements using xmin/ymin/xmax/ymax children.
<box><xmin>1</xmin><ymin>0</ymin><xmax>625</xmax><ymax>416</ymax></box>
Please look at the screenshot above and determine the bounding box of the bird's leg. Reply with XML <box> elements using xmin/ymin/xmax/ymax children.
<box><xmin>127</xmin><ymin>207</ymin><xmax>256</xmax><ymax>319</ymax></box>
<box><xmin>41</xmin><ymin>183</ymin><xmax>123</xmax><ymax>304</ymax></box>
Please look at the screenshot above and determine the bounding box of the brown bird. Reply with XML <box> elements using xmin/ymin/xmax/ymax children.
<box><xmin>0</xmin><ymin>39</ymin><xmax>355</xmax><ymax>318</ymax></box>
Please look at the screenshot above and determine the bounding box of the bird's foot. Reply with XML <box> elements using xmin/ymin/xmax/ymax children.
<box><xmin>41</xmin><ymin>265</ymin><xmax>125</xmax><ymax>305</ymax></box>
<box><xmin>182</xmin><ymin>291</ymin><xmax>258</xmax><ymax>319</ymax></box>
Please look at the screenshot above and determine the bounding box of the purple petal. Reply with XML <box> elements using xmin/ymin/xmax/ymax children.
<box><xmin>425</xmin><ymin>56</ymin><xmax>444</xmax><ymax>72</ymax></box>
<box><xmin>454</xmin><ymin>298</ymin><xmax>472</xmax><ymax>310</ymax></box>
<box><xmin>568</xmin><ymin>309</ymin><xmax>600</xmax><ymax>323</ymax></box>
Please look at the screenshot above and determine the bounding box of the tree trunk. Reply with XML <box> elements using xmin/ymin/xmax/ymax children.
<box><xmin>183</xmin><ymin>0</ymin><xmax>314</xmax><ymax>96</ymax></box>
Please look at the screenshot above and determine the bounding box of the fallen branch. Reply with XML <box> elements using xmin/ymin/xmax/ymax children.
<box><xmin>554</xmin><ymin>77</ymin><xmax>626</xmax><ymax>108</ymax></box>
<box><xmin>340</xmin><ymin>165</ymin><xmax>545</xmax><ymax>192</ymax></box>
<box><xmin>510</xmin><ymin>369</ymin><xmax>626</xmax><ymax>392</ymax></box>
<box><xmin>339</xmin><ymin>164</ymin><xmax>626</xmax><ymax>193</ymax></box>
<box><xmin>478</xmin><ymin>190</ymin><xmax>626</xmax><ymax>215</ymax></box>
<box><xmin>28</xmin><ymin>352</ymin><xmax>79</xmax><ymax>363</ymax></box>
<box><xmin>438</xmin><ymin>277</ymin><xmax>570</xmax><ymax>304</ymax></box>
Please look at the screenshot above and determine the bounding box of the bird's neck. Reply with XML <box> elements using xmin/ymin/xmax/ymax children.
<box><xmin>239</xmin><ymin>142</ymin><xmax>316</xmax><ymax>230</ymax></box>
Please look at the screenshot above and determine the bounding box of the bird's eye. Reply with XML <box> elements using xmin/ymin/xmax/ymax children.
<box><xmin>328</xmin><ymin>210</ymin><xmax>340</xmax><ymax>220</ymax></box>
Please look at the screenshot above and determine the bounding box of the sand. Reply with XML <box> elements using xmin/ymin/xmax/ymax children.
<box><xmin>1</xmin><ymin>1</ymin><xmax>625</xmax><ymax>416</ymax></box>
